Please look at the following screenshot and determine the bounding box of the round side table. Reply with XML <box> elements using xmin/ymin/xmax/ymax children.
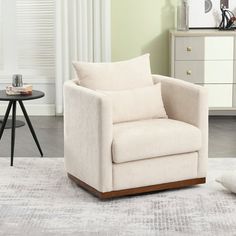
<box><xmin>0</xmin><ymin>90</ymin><xmax>45</xmax><ymax>166</ymax></box>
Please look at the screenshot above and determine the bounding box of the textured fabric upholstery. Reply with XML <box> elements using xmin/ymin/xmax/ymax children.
<box><xmin>72</xmin><ymin>54</ymin><xmax>153</xmax><ymax>90</ymax></box>
<box><xmin>112</xmin><ymin>119</ymin><xmax>201</xmax><ymax>164</ymax></box>
<box><xmin>64</xmin><ymin>80</ymin><xmax>113</xmax><ymax>192</ymax></box>
<box><xmin>99</xmin><ymin>83</ymin><xmax>167</xmax><ymax>124</ymax></box>
<box><xmin>113</xmin><ymin>152</ymin><xmax>198</xmax><ymax>190</ymax></box>
<box><xmin>64</xmin><ymin>74</ymin><xmax>208</xmax><ymax>193</ymax></box>
<box><xmin>152</xmin><ymin>75</ymin><xmax>208</xmax><ymax>178</ymax></box>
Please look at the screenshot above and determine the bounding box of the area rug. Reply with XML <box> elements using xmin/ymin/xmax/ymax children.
<box><xmin>0</xmin><ymin>158</ymin><xmax>236</xmax><ymax>236</ymax></box>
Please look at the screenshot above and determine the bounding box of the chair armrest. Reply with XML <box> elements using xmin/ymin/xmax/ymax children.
<box><xmin>153</xmin><ymin>75</ymin><xmax>208</xmax><ymax>127</ymax></box>
<box><xmin>153</xmin><ymin>74</ymin><xmax>208</xmax><ymax>177</ymax></box>
<box><xmin>63</xmin><ymin>80</ymin><xmax>113</xmax><ymax>192</ymax></box>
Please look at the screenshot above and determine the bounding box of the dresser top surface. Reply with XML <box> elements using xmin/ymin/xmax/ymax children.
<box><xmin>170</xmin><ymin>29</ymin><xmax>236</xmax><ymax>37</ymax></box>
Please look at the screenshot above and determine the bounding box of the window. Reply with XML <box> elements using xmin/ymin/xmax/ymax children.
<box><xmin>0</xmin><ymin>0</ymin><xmax>55</xmax><ymax>79</ymax></box>
<box><xmin>0</xmin><ymin>0</ymin><xmax>3</xmax><ymax>70</ymax></box>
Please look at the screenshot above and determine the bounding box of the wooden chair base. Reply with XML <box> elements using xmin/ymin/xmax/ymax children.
<box><xmin>68</xmin><ymin>173</ymin><xmax>206</xmax><ymax>200</ymax></box>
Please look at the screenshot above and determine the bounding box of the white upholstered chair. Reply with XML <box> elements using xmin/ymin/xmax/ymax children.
<box><xmin>64</xmin><ymin>55</ymin><xmax>208</xmax><ymax>199</ymax></box>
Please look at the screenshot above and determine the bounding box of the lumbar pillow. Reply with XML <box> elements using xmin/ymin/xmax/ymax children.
<box><xmin>72</xmin><ymin>54</ymin><xmax>153</xmax><ymax>90</ymax></box>
<box><xmin>216</xmin><ymin>171</ymin><xmax>236</xmax><ymax>194</ymax></box>
<box><xmin>99</xmin><ymin>83</ymin><xmax>167</xmax><ymax>124</ymax></box>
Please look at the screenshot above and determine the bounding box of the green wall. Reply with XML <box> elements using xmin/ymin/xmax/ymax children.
<box><xmin>111</xmin><ymin>0</ymin><xmax>176</xmax><ymax>76</ymax></box>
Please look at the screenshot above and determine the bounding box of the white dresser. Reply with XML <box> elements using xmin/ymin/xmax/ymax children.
<box><xmin>170</xmin><ymin>30</ymin><xmax>236</xmax><ymax>114</ymax></box>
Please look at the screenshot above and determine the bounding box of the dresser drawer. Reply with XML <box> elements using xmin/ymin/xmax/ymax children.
<box><xmin>205</xmin><ymin>37</ymin><xmax>234</xmax><ymax>60</ymax></box>
<box><xmin>204</xmin><ymin>61</ymin><xmax>234</xmax><ymax>84</ymax></box>
<box><xmin>175</xmin><ymin>61</ymin><xmax>204</xmax><ymax>83</ymax></box>
<box><xmin>175</xmin><ymin>37</ymin><xmax>204</xmax><ymax>61</ymax></box>
<box><xmin>205</xmin><ymin>84</ymin><xmax>233</xmax><ymax>108</ymax></box>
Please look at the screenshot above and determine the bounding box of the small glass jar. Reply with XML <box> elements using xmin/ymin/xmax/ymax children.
<box><xmin>177</xmin><ymin>0</ymin><xmax>189</xmax><ymax>31</ymax></box>
<box><xmin>12</xmin><ymin>74</ymin><xmax>23</xmax><ymax>87</ymax></box>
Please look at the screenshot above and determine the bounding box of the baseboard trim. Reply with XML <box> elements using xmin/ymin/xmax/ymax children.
<box><xmin>67</xmin><ymin>173</ymin><xmax>206</xmax><ymax>199</ymax></box>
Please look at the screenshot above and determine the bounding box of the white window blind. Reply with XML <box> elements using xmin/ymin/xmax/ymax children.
<box><xmin>16</xmin><ymin>0</ymin><xmax>55</xmax><ymax>77</ymax></box>
<box><xmin>0</xmin><ymin>0</ymin><xmax>3</xmax><ymax>70</ymax></box>
<box><xmin>0</xmin><ymin>0</ymin><xmax>55</xmax><ymax>79</ymax></box>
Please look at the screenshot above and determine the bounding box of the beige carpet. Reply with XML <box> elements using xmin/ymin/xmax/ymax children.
<box><xmin>0</xmin><ymin>158</ymin><xmax>236</xmax><ymax>236</ymax></box>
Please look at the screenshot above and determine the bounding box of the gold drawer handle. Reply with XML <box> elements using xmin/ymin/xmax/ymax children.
<box><xmin>186</xmin><ymin>70</ymin><xmax>192</xmax><ymax>76</ymax></box>
<box><xmin>187</xmin><ymin>47</ymin><xmax>192</xmax><ymax>52</ymax></box>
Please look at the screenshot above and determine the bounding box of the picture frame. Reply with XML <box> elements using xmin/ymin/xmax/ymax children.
<box><xmin>189</xmin><ymin>0</ymin><xmax>236</xmax><ymax>29</ymax></box>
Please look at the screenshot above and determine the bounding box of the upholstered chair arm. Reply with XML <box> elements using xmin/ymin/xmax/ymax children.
<box><xmin>64</xmin><ymin>80</ymin><xmax>113</xmax><ymax>192</ymax></box>
<box><xmin>152</xmin><ymin>74</ymin><xmax>208</xmax><ymax>178</ymax></box>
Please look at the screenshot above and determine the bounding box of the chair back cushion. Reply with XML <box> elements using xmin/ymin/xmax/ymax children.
<box><xmin>99</xmin><ymin>83</ymin><xmax>167</xmax><ymax>124</ymax></box>
<box><xmin>72</xmin><ymin>54</ymin><xmax>153</xmax><ymax>90</ymax></box>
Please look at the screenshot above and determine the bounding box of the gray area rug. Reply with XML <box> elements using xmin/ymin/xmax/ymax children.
<box><xmin>0</xmin><ymin>158</ymin><xmax>236</xmax><ymax>236</ymax></box>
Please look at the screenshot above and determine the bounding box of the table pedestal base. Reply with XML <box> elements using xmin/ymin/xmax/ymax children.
<box><xmin>0</xmin><ymin>101</ymin><xmax>43</xmax><ymax>166</ymax></box>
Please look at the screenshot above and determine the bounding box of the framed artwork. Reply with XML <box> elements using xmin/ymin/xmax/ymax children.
<box><xmin>189</xmin><ymin>0</ymin><xmax>236</xmax><ymax>28</ymax></box>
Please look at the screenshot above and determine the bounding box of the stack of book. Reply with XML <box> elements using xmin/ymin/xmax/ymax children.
<box><xmin>6</xmin><ymin>85</ymin><xmax>33</xmax><ymax>96</ymax></box>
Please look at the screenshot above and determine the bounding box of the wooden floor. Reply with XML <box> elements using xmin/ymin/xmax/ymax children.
<box><xmin>209</xmin><ymin>116</ymin><xmax>236</xmax><ymax>157</ymax></box>
<box><xmin>0</xmin><ymin>116</ymin><xmax>63</xmax><ymax>157</ymax></box>
<box><xmin>0</xmin><ymin>116</ymin><xmax>235</xmax><ymax>157</ymax></box>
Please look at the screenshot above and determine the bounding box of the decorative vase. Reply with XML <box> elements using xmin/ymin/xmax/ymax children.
<box><xmin>177</xmin><ymin>0</ymin><xmax>189</xmax><ymax>31</ymax></box>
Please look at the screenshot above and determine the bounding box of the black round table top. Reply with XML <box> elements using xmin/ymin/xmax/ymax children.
<box><xmin>0</xmin><ymin>90</ymin><xmax>45</xmax><ymax>101</ymax></box>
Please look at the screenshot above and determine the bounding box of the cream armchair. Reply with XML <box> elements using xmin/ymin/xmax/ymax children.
<box><xmin>64</xmin><ymin>74</ymin><xmax>208</xmax><ymax>199</ymax></box>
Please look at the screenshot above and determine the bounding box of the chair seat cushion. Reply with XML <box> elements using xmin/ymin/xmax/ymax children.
<box><xmin>112</xmin><ymin>119</ymin><xmax>202</xmax><ymax>164</ymax></box>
